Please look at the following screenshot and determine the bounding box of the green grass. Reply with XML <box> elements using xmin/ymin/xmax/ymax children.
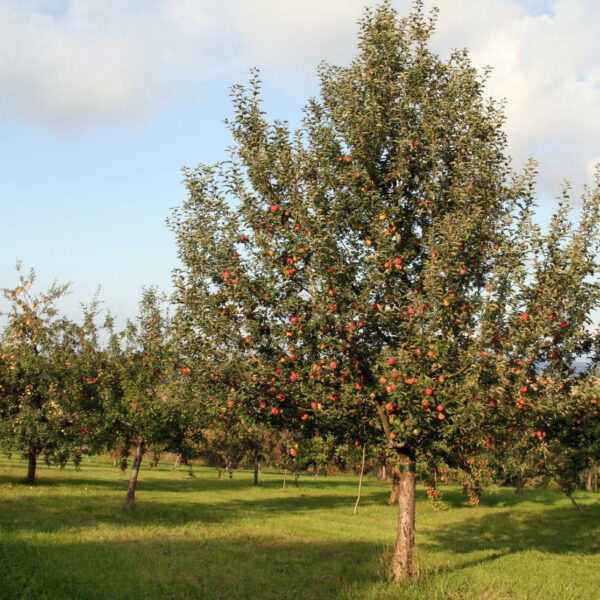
<box><xmin>0</xmin><ymin>455</ymin><xmax>598</xmax><ymax>600</ymax></box>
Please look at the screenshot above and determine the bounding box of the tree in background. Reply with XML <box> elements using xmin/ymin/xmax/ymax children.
<box><xmin>0</xmin><ymin>265</ymin><xmax>109</xmax><ymax>483</ymax></box>
<box><xmin>107</xmin><ymin>287</ymin><xmax>189</xmax><ymax>509</ymax></box>
<box><xmin>473</xmin><ymin>176</ymin><xmax>600</xmax><ymax>506</ymax></box>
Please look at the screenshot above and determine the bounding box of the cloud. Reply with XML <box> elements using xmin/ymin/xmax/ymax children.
<box><xmin>0</xmin><ymin>0</ymin><xmax>365</xmax><ymax>130</ymax></box>
<box><xmin>0</xmin><ymin>0</ymin><xmax>211</xmax><ymax>129</ymax></box>
<box><xmin>429</xmin><ymin>0</ymin><xmax>600</xmax><ymax>195</ymax></box>
<box><xmin>1</xmin><ymin>0</ymin><xmax>598</xmax><ymax>194</ymax></box>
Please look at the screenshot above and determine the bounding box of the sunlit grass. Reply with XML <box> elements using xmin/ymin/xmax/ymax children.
<box><xmin>0</xmin><ymin>454</ymin><xmax>598</xmax><ymax>599</ymax></box>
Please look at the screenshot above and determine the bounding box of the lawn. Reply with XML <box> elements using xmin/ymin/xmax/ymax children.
<box><xmin>0</xmin><ymin>455</ymin><xmax>598</xmax><ymax>600</ymax></box>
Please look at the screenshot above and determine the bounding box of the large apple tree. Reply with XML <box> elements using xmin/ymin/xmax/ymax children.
<box><xmin>170</xmin><ymin>1</ymin><xmax>599</xmax><ymax>581</ymax></box>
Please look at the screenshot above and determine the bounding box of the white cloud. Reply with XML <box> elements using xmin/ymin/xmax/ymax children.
<box><xmin>0</xmin><ymin>0</ymin><xmax>366</xmax><ymax>130</ymax></box>
<box><xmin>1</xmin><ymin>0</ymin><xmax>598</xmax><ymax>194</ymax></box>
<box><xmin>0</xmin><ymin>0</ymin><xmax>212</xmax><ymax>129</ymax></box>
<box><xmin>429</xmin><ymin>0</ymin><xmax>600</xmax><ymax>195</ymax></box>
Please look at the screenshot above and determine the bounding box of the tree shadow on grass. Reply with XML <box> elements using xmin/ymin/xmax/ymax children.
<box><xmin>0</xmin><ymin>534</ymin><xmax>384</xmax><ymax>600</ymax></box>
<box><xmin>0</xmin><ymin>463</ymin><xmax>374</xmax><ymax>493</ymax></box>
<box><xmin>0</xmin><ymin>485</ymin><xmax>381</xmax><ymax>536</ymax></box>
<box><xmin>420</xmin><ymin>502</ymin><xmax>600</xmax><ymax>557</ymax></box>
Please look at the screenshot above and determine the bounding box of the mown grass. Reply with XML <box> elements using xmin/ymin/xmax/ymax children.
<box><xmin>0</xmin><ymin>455</ymin><xmax>598</xmax><ymax>600</ymax></box>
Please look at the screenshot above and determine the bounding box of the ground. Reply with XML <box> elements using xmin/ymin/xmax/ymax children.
<box><xmin>0</xmin><ymin>455</ymin><xmax>598</xmax><ymax>600</ymax></box>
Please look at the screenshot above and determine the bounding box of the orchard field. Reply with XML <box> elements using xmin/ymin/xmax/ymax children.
<box><xmin>0</xmin><ymin>454</ymin><xmax>598</xmax><ymax>600</ymax></box>
<box><xmin>2</xmin><ymin>1</ymin><xmax>600</xmax><ymax>592</ymax></box>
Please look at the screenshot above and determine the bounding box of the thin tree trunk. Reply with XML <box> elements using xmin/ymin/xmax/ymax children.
<box><xmin>124</xmin><ymin>441</ymin><xmax>144</xmax><ymax>510</ymax></box>
<box><xmin>354</xmin><ymin>444</ymin><xmax>367</xmax><ymax>515</ymax></box>
<box><xmin>172</xmin><ymin>454</ymin><xmax>182</xmax><ymax>471</ymax></box>
<box><xmin>388</xmin><ymin>467</ymin><xmax>400</xmax><ymax>504</ymax></box>
<box><xmin>392</xmin><ymin>453</ymin><xmax>416</xmax><ymax>583</ymax></box>
<box><xmin>380</xmin><ymin>463</ymin><xmax>387</xmax><ymax>481</ymax></box>
<box><xmin>26</xmin><ymin>445</ymin><xmax>37</xmax><ymax>485</ymax></box>
<box><xmin>515</xmin><ymin>477</ymin><xmax>524</xmax><ymax>494</ymax></box>
<box><xmin>253</xmin><ymin>449</ymin><xmax>260</xmax><ymax>486</ymax></box>
<box><xmin>567</xmin><ymin>493</ymin><xmax>587</xmax><ymax>516</ymax></box>
<box><xmin>282</xmin><ymin>468</ymin><xmax>287</xmax><ymax>490</ymax></box>
<box><xmin>586</xmin><ymin>465</ymin><xmax>598</xmax><ymax>492</ymax></box>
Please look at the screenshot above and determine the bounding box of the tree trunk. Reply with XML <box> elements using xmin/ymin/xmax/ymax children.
<box><xmin>515</xmin><ymin>476</ymin><xmax>524</xmax><ymax>494</ymax></box>
<box><xmin>124</xmin><ymin>441</ymin><xmax>144</xmax><ymax>509</ymax></box>
<box><xmin>282</xmin><ymin>468</ymin><xmax>287</xmax><ymax>490</ymax></box>
<box><xmin>380</xmin><ymin>463</ymin><xmax>387</xmax><ymax>481</ymax></box>
<box><xmin>567</xmin><ymin>493</ymin><xmax>587</xmax><ymax>516</ymax></box>
<box><xmin>253</xmin><ymin>449</ymin><xmax>260</xmax><ymax>486</ymax></box>
<box><xmin>26</xmin><ymin>445</ymin><xmax>37</xmax><ymax>485</ymax></box>
<box><xmin>354</xmin><ymin>444</ymin><xmax>367</xmax><ymax>515</ymax></box>
<box><xmin>172</xmin><ymin>454</ymin><xmax>182</xmax><ymax>470</ymax></box>
<box><xmin>391</xmin><ymin>453</ymin><xmax>416</xmax><ymax>583</ymax></box>
<box><xmin>586</xmin><ymin>465</ymin><xmax>598</xmax><ymax>492</ymax></box>
<box><xmin>388</xmin><ymin>467</ymin><xmax>400</xmax><ymax>504</ymax></box>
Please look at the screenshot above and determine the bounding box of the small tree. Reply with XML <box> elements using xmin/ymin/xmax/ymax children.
<box><xmin>0</xmin><ymin>265</ymin><xmax>108</xmax><ymax>483</ymax></box>
<box><xmin>107</xmin><ymin>287</ymin><xmax>182</xmax><ymax>508</ymax></box>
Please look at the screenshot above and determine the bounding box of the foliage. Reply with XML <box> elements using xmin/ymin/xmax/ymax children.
<box><xmin>0</xmin><ymin>265</ymin><xmax>109</xmax><ymax>481</ymax></box>
<box><xmin>168</xmin><ymin>0</ymin><xmax>600</xmax><ymax>579</ymax></box>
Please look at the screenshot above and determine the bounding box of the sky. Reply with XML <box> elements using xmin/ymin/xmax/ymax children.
<box><xmin>1</xmin><ymin>0</ymin><xmax>599</xmax><ymax>327</ymax></box>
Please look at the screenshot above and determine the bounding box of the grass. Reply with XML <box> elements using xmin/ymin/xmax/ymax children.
<box><xmin>0</xmin><ymin>455</ymin><xmax>599</xmax><ymax>600</ymax></box>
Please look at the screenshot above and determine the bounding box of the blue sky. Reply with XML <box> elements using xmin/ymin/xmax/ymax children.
<box><xmin>1</xmin><ymin>0</ymin><xmax>599</xmax><ymax>326</ymax></box>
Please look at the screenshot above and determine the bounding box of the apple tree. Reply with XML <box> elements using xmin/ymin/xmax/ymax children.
<box><xmin>104</xmin><ymin>286</ymin><xmax>198</xmax><ymax>508</ymax></box>
<box><xmin>0</xmin><ymin>266</ymin><xmax>111</xmax><ymax>483</ymax></box>
<box><xmin>169</xmin><ymin>1</ymin><xmax>599</xmax><ymax>581</ymax></box>
<box><xmin>468</xmin><ymin>177</ymin><xmax>600</xmax><ymax>505</ymax></box>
